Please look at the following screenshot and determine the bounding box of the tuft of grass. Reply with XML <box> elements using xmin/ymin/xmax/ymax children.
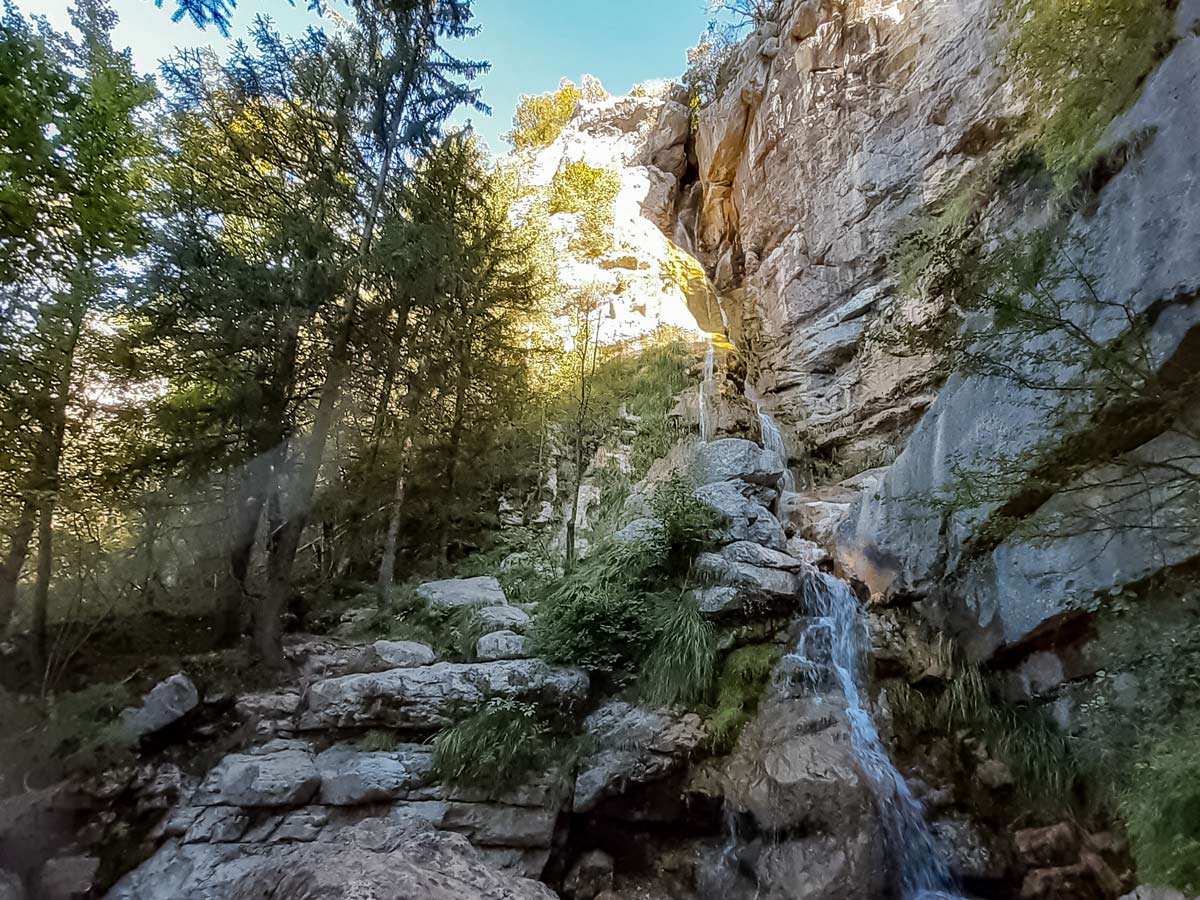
<box><xmin>431</xmin><ymin>699</ymin><xmax>550</xmax><ymax>789</ymax></box>
<box><xmin>651</xmin><ymin>471</ymin><xmax>720</xmax><ymax>573</ymax></box>
<box><xmin>888</xmin><ymin>662</ymin><xmax>1080</xmax><ymax>807</ymax></box>
<box><xmin>357</xmin><ymin>729</ymin><xmax>399</xmax><ymax>752</ymax></box>
<box><xmin>703</xmin><ymin>644</ymin><xmax>783</xmax><ymax>755</ymax></box>
<box><xmin>1120</xmin><ymin>715</ymin><xmax>1200</xmax><ymax>895</ymax></box>
<box><xmin>641</xmin><ymin>593</ymin><xmax>718</xmax><ymax>707</ymax></box>
<box><xmin>1003</xmin><ymin>0</ymin><xmax>1172</xmax><ymax>186</ymax></box>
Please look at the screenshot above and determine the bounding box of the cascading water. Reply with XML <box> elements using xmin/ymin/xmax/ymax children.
<box><xmin>757</xmin><ymin>405</ymin><xmax>796</xmax><ymax>493</ymax></box>
<box><xmin>791</xmin><ymin>571</ymin><xmax>965</xmax><ymax>900</ymax></box>
<box><xmin>699</xmin><ymin>340</ymin><xmax>716</xmax><ymax>443</ymax></box>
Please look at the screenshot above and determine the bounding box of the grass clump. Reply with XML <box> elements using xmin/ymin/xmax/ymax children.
<box><xmin>889</xmin><ymin>663</ymin><xmax>1080</xmax><ymax>806</ymax></box>
<box><xmin>357</xmin><ymin>729</ymin><xmax>399</xmax><ymax>752</ymax></box>
<box><xmin>1004</xmin><ymin>0</ymin><xmax>1172</xmax><ymax>186</ymax></box>
<box><xmin>549</xmin><ymin>159</ymin><xmax>621</xmax><ymax>259</ymax></box>
<box><xmin>432</xmin><ymin>699</ymin><xmax>550</xmax><ymax>789</ymax></box>
<box><xmin>641</xmin><ymin>593</ymin><xmax>718</xmax><ymax>707</ymax></box>
<box><xmin>704</xmin><ymin>644</ymin><xmax>783</xmax><ymax>754</ymax></box>
<box><xmin>1120</xmin><ymin>715</ymin><xmax>1200</xmax><ymax>894</ymax></box>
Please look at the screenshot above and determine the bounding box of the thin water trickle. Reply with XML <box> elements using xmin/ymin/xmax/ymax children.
<box><xmin>699</xmin><ymin>341</ymin><xmax>716</xmax><ymax>443</ymax></box>
<box><xmin>789</xmin><ymin>572</ymin><xmax>965</xmax><ymax>900</ymax></box>
<box><xmin>757</xmin><ymin>406</ymin><xmax>796</xmax><ymax>493</ymax></box>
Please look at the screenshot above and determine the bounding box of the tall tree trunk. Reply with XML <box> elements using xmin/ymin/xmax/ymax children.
<box><xmin>0</xmin><ymin>499</ymin><xmax>37</xmax><ymax>633</ymax></box>
<box><xmin>29</xmin><ymin>300</ymin><xmax>84</xmax><ymax>677</ymax></box>
<box><xmin>255</xmin><ymin>22</ymin><xmax>430</xmax><ymax>667</ymax></box>
<box><xmin>376</xmin><ymin>470</ymin><xmax>405</xmax><ymax>597</ymax></box>
<box><xmin>438</xmin><ymin>352</ymin><xmax>471</xmax><ymax>570</ymax></box>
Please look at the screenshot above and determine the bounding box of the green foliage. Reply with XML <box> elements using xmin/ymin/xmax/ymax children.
<box><xmin>549</xmin><ymin>160</ymin><xmax>621</xmax><ymax>259</ymax></box>
<box><xmin>889</xmin><ymin>663</ymin><xmax>1080</xmax><ymax>806</ymax></box>
<box><xmin>530</xmin><ymin>539</ymin><xmax>664</xmax><ymax>677</ymax></box>
<box><xmin>651</xmin><ymin>471</ymin><xmax>720</xmax><ymax>567</ymax></box>
<box><xmin>703</xmin><ymin>644</ymin><xmax>782</xmax><ymax>754</ymax></box>
<box><xmin>432</xmin><ymin>699</ymin><xmax>550</xmax><ymax>788</ymax></box>
<box><xmin>357</xmin><ymin>729</ymin><xmax>399</xmax><ymax>752</ymax></box>
<box><xmin>641</xmin><ymin>593</ymin><xmax>717</xmax><ymax>706</ymax></box>
<box><xmin>1004</xmin><ymin>0</ymin><xmax>1172</xmax><ymax>185</ymax></box>
<box><xmin>45</xmin><ymin>682</ymin><xmax>134</xmax><ymax>758</ymax></box>
<box><xmin>508</xmin><ymin>78</ymin><xmax>583</xmax><ymax>150</ymax></box>
<box><xmin>1120</xmin><ymin>714</ymin><xmax>1200</xmax><ymax>894</ymax></box>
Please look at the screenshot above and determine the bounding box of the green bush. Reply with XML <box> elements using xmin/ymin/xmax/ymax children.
<box><xmin>704</xmin><ymin>644</ymin><xmax>783</xmax><ymax>754</ymax></box>
<box><xmin>357</xmin><ymin>729</ymin><xmax>399</xmax><ymax>752</ymax></box>
<box><xmin>1121</xmin><ymin>716</ymin><xmax>1200</xmax><ymax>894</ymax></box>
<box><xmin>641</xmin><ymin>593</ymin><xmax>717</xmax><ymax>706</ymax></box>
<box><xmin>46</xmin><ymin>682</ymin><xmax>135</xmax><ymax>758</ymax></box>
<box><xmin>508</xmin><ymin>79</ymin><xmax>582</xmax><ymax>150</ymax></box>
<box><xmin>651</xmin><ymin>471</ymin><xmax>720</xmax><ymax>572</ymax></box>
<box><xmin>530</xmin><ymin>539</ymin><xmax>664</xmax><ymax>678</ymax></box>
<box><xmin>432</xmin><ymin>699</ymin><xmax>550</xmax><ymax>788</ymax></box>
<box><xmin>549</xmin><ymin>160</ymin><xmax>621</xmax><ymax>216</ymax></box>
<box><xmin>1004</xmin><ymin>0</ymin><xmax>1172</xmax><ymax>184</ymax></box>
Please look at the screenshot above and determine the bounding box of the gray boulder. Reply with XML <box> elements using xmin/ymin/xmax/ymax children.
<box><xmin>574</xmin><ymin>701</ymin><xmax>704</xmax><ymax>813</ymax></box>
<box><xmin>694</xmin><ymin>552</ymin><xmax>801</xmax><ymax>600</ymax></box>
<box><xmin>692</xmin><ymin>438</ymin><xmax>784</xmax><ymax>487</ymax></box>
<box><xmin>194</xmin><ymin>742</ymin><xmax>320</xmax><ymax>808</ymax></box>
<box><xmin>315</xmin><ymin>745</ymin><xmax>434</xmax><ymax>805</ymax></box>
<box><xmin>0</xmin><ymin>871</ymin><xmax>24</xmax><ymax>900</ymax></box>
<box><xmin>372</xmin><ymin>640</ymin><xmax>436</xmax><ymax>668</ymax></box>
<box><xmin>119</xmin><ymin>673</ymin><xmax>198</xmax><ymax>741</ymax></box>
<box><xmin>301</xmin><ymin>660</ymin><xmax>589</xmax><ymax>731</ymax></box>
<box><xmin>476</xmin><ymin>606</ymin><xmax>531</xmax><ymax>634</ymax></box>
<box><xmin>611</xmin><ymin>517</ymin><xmax>665</xmax><ymax>545</ymax></box>
<box><xmin>694</xmin><ymin>482</ymin><xmax>787</xmax><ymax>550</ymax></box>
<box><xmin>476</xmin><ymin>631</ymin><xmax>531</xmax><ymax>662</ymax></box>
<box><xmin>417</xmin><ymin>576</ymin><xmax>507</xmax><ymax>610</ymax></box>
<box><xmin>564</xmin><ymin>849</ymin><xmax>614</xmax><ymax>900</ymax></box>
<box><xmin>36</xmin><ymin>856</ymin><xmax>98</xmax><ymax>900</ymax></box>
<box><xmin>104</xmin><ymin>820</ymin><xmax>557</xmax><ymax>900</ymax></box>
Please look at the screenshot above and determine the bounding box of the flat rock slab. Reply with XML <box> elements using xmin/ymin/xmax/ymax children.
<box><xmin>372</xmin><ymin>640</ymin><xmax>437</xmax><ymax>668</ymax></box>
<box><xmin>300</xmin><ymin>660</ymin><xmax>589</xmax><ymax>731</ymax></box>
<box><xmin>315</xmin><ymin>745</ymin><xmax>434</xmax><ymax>806</ymax></box>
<box><xmin>194</xmin><ymin>745</ymin><xmax>320</xmax><ymax>808</ymax></box>
<box><xmin>104</xmin><ymin>822</ymin><xmax>558</xmax><ymax>900</ymax></box>
<box><xmin>691</xmin><ymin>438</ymin><xmax>785</xmax><ymax>487</ymax></box>
<box><xmin>417</xmin><ymin>576</ymin><xmax>506</xmax><ymax>610</ymax></box>
<box><xmin>476</xmin><ymin>631</ymin><xmax>531</xmax><ymax>662</ymax></box>
<box><xmin>476</xmin><ymin>606</ymin><xmax>531</xmax><ymax>634</ymax></box>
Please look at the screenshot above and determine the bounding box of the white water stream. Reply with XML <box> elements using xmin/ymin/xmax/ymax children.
<box><xmin>696</xmin><ymin>336</ymin><xmax>962</xmax><ymax>898</ymax></box>
<box><xmin>792</xmin><ymin>573</ymin><xmax>965</xmax><ymax>900</ymax></box>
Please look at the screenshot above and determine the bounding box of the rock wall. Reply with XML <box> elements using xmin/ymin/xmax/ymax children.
<box><xmin>691</xmin><ymin>0</ymin><xmax>1015</xmax><ymax>458</ymax></box>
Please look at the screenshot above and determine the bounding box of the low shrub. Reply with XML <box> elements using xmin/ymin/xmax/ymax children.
<box><xmin>45</xmin><ymin>682</ymin><xmax>135</xmax><ymax>758</ymax></box>
<box><xmin>431</xmin><ymin>699</ymin><xmax>550</xmax><ymax>788</ymax></box>
<box><xmin>704</xmin><ymin>644</ymin><xmax>783</xmax><ymax>754</ymax></box>
<box><xmin>357</xmin><ymin>729</ymin><xmax>399</xmax><ymax>752</ymax></box>
<box><xmin>641</xmin><ymin>593</ymin><xmax>717</xmax><ymax>707</ymax></box>
<box><xmin>508</xmin><ymin>79</ymin><xmax>582</xmax><ymax>150</ymax></box>
<box><xmin>651</xmin><ymin>471</ymin><xmax>719</xmax><ymax>573</ymax></box>
<box><xmin>1121</xmin><ymin>716</ymin><xmax>1200</xmax><ymax>894</ymax></box>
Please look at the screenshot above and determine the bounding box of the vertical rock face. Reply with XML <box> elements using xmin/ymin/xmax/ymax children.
<box><xmin>691</xmin><ymin>0</ymin><xmax>1012</xmax><ymax>455</ymax></box>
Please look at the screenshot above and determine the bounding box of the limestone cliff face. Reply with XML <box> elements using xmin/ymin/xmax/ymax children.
<box><xmin>691</xmin><ymin>0</ymin><xmax>1016</xmax><ymax>458</ymax></box>
<box><xmin>503</xmin><ymin>86</ymin><xmax>716</xmax><ymax>344</ymax></box>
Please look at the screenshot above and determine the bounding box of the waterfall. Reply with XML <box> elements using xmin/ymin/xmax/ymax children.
<box><xmin>699</xmin><ymin>340</ymin><xmax>716</xmax><ymax>443</ymax></box>
<box><xmin>673</xmin><ymin>183</ymin><xmax>703</xmax><ymax>257</ymax></box>
<box><xmin>791</xmin><ymin>571</ymin><xmax>964</xmax><ymax>900</ymax></box>
<box><xmin>757</xmin><ymin>405</ymin><xmax>796</xmax><ymax>493</ymax></box>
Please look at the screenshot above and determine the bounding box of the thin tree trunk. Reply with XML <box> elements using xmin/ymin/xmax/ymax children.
<box><xmin>438</xmin><ymin>343</ymin><xmax>471</xmax><ymax>569</ymax></box>
<box><xmin>376</xmin><ymin>470</ymin><xmax>405</xmax><ymax>597</ymax></box>
<box><xmin>255</xmin><ymin>24</ymin><xmax>429</xmax><ymax>668</ymax></box>
<box><xmin>0</xmin><ymin>499</ymin><xmax>37</xmax><ymax>633</ymax></box>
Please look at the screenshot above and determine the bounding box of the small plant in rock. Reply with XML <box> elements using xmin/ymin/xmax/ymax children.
<box><xmin>651</xmin><ymin>471</ymin><xmax>719</xmax><ymax>574</ymax></box>
<box><xmin>703</xmin><ymin>644</ymin><xmax>783</xmax><ymax>754</ymax></box>
<box><xmin>1120</xmin><ymin>715</ymin><xmax>1200</xmax><ymax>895</ymax></box>
<box><xmin>357</xmin><ymin>729</ymin><xmax>400</xmax><ymax>752</ymax></box>
<box><xmin>431</xmin><ymin>699</ymin><xmax>550</xmax><ymax>789</ymax></box>
<box><xmin>640</xmin><ymin>592</ymin><xmax>718</xmax><ymax>707</ymax></box>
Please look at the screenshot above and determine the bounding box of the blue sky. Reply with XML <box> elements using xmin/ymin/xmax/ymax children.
<box><xmin>22</xmin><ymin>0</ymin><xmax>714</xmax><ymax>152</ymax></box>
